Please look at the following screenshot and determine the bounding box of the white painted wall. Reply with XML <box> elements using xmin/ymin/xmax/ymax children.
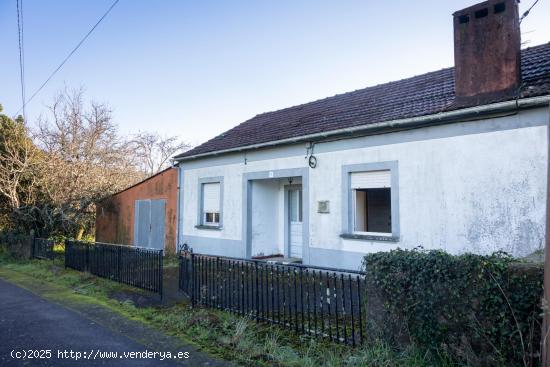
<box><xmin>179</xmin><ymin>108</ymin><xmax>549</xmax><ymax>268</ymax></box>
<box><xmin>250</xmin><ymin>179</ymin><xmax>281</xmax><ymax>257</ymax></box>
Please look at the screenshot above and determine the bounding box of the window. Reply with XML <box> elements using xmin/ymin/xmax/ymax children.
<box><xmin>289</xmin><ymin>189</ymin><xmax>302</xmax><ymax>222</ymax></box>
<box><xmin>202</xmin><ymin>182</ymin><xmax>220</xmax><ymax>226</ymax></box>
<box><xmin>342</xmin><ymin>162</ymin><xmax>399</xmax><ymax>241</ymax></box>
<box><xmin>351</xmin><ymin>170</ymin><xmax>392</xmax><ymax>235</ymax></box>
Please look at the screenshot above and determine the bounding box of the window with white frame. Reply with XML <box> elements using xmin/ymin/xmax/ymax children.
<box><xmin>351</xmin><ymin>170</ymin><xmax>391</xmax><ymax>234</ymax></box>
<box><xmin>202</xmin><ymin>182</ymin><xmax>221</xmax><ymax>226</ymax></box>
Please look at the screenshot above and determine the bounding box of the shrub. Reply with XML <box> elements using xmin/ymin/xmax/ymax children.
<box><xmin>363</xmin><ymin>248</ymin><xmax>543</xmax><ymax>367</ymax></box>
<box><xmin>0</xmin><ymin>229</ymin><xmax>32</xmax><ymax>259</ymax></box>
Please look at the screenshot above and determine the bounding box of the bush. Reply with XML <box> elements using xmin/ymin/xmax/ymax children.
<box><xmin>363</xmin><ymin>248</ymin><xmax>543</xmax><ymax>367</ymax></box>
<box><xmin>0</xmin><ymin>230</ymin><xmax>32</xmax><ymax>259</ymax></box>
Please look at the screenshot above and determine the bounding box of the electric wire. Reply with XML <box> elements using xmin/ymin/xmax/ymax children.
<box><xmin>13</xmin><ymin>0</ymin><xmax>121</xmax><ymax>118</ymax></box>
<box><xmin>16</xmin><ymin>0</ymin><xmax>26</xmax><ymax>122</ymax></box>
<box><xmin>520</xmin><ymin>0</ymin><xmax>541</xmax><ymax>24</ymax></box>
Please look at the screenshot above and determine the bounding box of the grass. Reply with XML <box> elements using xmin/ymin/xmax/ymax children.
<box><xmin>163</xmin><ymin>254</ymin><xmax>181</xmax><ymax>268</ymax></box>
<box><xmin>0</xmin><ymin>248</ymin><xmax>456</xmax><ymax>366</ymax></box>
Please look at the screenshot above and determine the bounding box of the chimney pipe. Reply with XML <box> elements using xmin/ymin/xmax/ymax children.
<box><xmin>453</xmin><ymin>0</ymin><xmax>521</xmax><ymax>104</ymax></box>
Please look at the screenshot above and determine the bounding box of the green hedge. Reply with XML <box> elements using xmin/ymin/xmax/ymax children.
<box><xmin>363</xmin><ymin>248</ymin><xmax>543</xmax><ymax>366</ymax></box>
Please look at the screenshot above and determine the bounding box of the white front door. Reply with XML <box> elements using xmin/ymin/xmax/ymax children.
<box><xmin>288</xmin><ymin>187</ymin><xmax>303</xmax><ymax>258</ymax></box>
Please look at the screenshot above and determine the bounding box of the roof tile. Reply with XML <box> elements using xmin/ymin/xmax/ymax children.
<box><xmin>177</xmin><ymin>42</ymin><xmax>550</xmax><ymax>159</ymax></box>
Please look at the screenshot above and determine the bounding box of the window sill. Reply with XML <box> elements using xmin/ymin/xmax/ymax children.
<box><xmin>195</xmin><ymin>225</ymin><xmax>222</xmax><ymax>230</ymax></box>
<box><xmin>340</xmin><ymin>233</ymin><xmax>399</xmax><ymax>242</ymax></box>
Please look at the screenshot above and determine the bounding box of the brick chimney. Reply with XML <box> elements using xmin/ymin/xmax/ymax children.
<box><xmin>453</xmin><ymin>0</ymin><xmax>521</xmax><ymax>103</ymax></box>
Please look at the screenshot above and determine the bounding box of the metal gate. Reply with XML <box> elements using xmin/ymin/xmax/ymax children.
<box><xmin>32</xmin><ymin>238</ymin><xmax>54</xmax><ymax>260</ymax></box>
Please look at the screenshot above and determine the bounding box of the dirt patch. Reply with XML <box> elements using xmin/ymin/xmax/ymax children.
<box><xmin>108</xmin><ymin>289</ymin><xmax>161</xmax><ymax>308</ymax></box>
<box><xmin>108</xmin><ymin>266</ymin><xmax>187</xmax><ymax>308</ymax></box>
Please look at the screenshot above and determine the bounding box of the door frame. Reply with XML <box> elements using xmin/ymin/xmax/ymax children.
<box><xmin>242</xmin><ymin>167</ymin><xmax>309</xmax><ymax>262</ymax></box>
<box><xmin>284</xmin><ymin>184</ymin><xmax>303</xmax><ymax>258</ymax></box>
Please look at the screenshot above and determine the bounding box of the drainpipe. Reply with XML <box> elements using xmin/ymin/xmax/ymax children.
<box><xmin>174</xmin><ymin>161</ymin><xmax>182</xmax><ymax>253</ymax></box>
<box><xmin>543</xmin><ymin>105</ymin><xmax>550</xmax><ymax>367</ymax></box>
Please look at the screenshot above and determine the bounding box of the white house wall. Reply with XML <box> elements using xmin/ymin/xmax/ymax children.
<box><xmin>179</xmin><ymin>107</ymin><xmax>548</xmax><ymax>270</ymax></box>
<box><xmin>250</xmin><ymin>179</ymin><xmax>281</xmax><ymax>257</ymax></box>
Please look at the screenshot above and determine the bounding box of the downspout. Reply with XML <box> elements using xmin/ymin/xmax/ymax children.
<box><xmin>543</xmin><ymin>104</ymin><xmax>550</xmax><ymax>367</ymax></box>
<box><xmin>174</xmin><ymin>160</ymin><xmax>182</xmax><ymax>254</ymax></box>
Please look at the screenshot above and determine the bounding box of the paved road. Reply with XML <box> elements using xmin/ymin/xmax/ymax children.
<box><xmin>0</xmin><ymin>279</ymin><xmax>201</xmax><ymax>366</ymax></box>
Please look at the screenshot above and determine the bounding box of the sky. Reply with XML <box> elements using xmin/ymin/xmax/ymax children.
<box><xmin>1</xmin><ymin>0</ymin><xmax>549</xmax><ymax>147</ymax></box>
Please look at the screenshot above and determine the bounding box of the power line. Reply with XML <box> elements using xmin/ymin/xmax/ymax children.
<box><xmin>16</xmin><ymin>0</ymin><xmax>26</xmax><ymax>122</ymax></box>
<box><xmin>13</xmin><ymin>0</ymin><xmax>121</xmax><ymax>118</ymax></box>
<box><xmin>520</xmin><ymin>0</ymin><xmax>541</xmax><ymax>24</ymax></box>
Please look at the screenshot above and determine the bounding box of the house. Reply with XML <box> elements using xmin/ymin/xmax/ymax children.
<box><xmin>95</xmin><ymin>167</ymin><xmax>179</xmax><ymax>254</ymax></box>
<box><xmin>173</xmin><ymin>0</ymin><xmax>550</xmax><ymax>270</ymax></box>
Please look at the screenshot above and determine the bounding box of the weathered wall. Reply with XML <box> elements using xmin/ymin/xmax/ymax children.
<box><xmin>179</xmin><ymin>108</ymin><xmax>548</xmax><ymax>269</ymax></box>
<box><xmin>250</xmin><ymin>179</ymin><xmax>282</xmax><ymax>257</ymax></box>
<box><xmin>96</xmin><ymin>167</ymin><xmax>178</xmax><ymax>254</ymax></box>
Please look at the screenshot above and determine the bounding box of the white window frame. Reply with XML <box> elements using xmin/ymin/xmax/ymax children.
<box><xmin>197</xmin><ymin>177</ymin><xmax>224</xmax><ymax>229</ymax></box>
<box><xmin>203</xmin><ymin>211</ymin><xmax>220</xmax><ymax>225</ymax></box>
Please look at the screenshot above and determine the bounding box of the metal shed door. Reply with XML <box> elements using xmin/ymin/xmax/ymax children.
<box><xmin>134</xmin><ymin>199</ymin><xmax>165</xmax><ymax>250</ymax></box>
<box><xmin>150</xmin><ymin>200</ymin><xmax>166</xmax><ymax>250</ymax></box>
<box><xmin>135</xmin><ymin>200</ymin><xmax>151</xmax><ymax>247</ymax></box>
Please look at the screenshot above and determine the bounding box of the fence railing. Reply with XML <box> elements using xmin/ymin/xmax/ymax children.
<box><xmin>179</xmin><ymin>250</ymin><xmax>366</xmax><ymax>346</ymax></box>
<box><xmin>32</xmin><ymin>238</ymin><xmax>54</xmax><ymax>260</ymax></box>
<box><xmin>65</xmin><ymin>240</ymin><xmax>163</xmax><ymax>298</ymax></box>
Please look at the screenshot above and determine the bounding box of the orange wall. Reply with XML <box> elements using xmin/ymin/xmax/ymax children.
<box><xmin>95</xmin><ymin>167</ymin><xmax>178</xmax><ymax>254</ymax></box>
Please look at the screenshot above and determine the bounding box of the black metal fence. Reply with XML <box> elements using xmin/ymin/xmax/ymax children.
<box><xmin>65</xmin><ymin>240</ymin><xmax>163</xmax><ymax>298</ymax></box>
<box><xmin>32</xmin><ymin>238</ymin><xmax>54</xmax><ymax>260</ymax></box>
<box><xmin>179</xmin><ymin>250</ymin><xmax>366</xmax><ymax>346</ymax></box>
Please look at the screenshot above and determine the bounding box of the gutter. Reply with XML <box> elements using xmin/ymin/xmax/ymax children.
<box><xmin>174</xmin><ymin>95</ymin><xmax>550</xmax><ymax>162</ymax></box>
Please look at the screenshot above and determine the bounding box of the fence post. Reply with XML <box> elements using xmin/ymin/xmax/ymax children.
<box><xmin>30</xmin><ymin>235</ymin><xmax>35</xmax><ymax>260</ymax></box>
<box><xmin>159</xmin><ymin>249</ymin><xmax>164</xmax><ymax>300</ymax></box>
<box><xmin>85</xmin><ymin>242</ymin><xmax>90</xmax><ymax>272</ymax></box>
<box><xmin>48</xmin><ymin>239</ymin><xmax>54</xmax><ymax>260</ymax></box>
<box><xmin>255</xmin><ymin>261</ymin><xmax>259</xmax><ymax>323</ymax></box>
<box><xmin>117</xmin><ymin>246</ymin><xmax>122</xmax><ymax>281</ymax></box>
<box><xmin>64</xmin><ymin>240</ymin><xmax>68</xmax><ymax>268</ymax></box>
<box><xmin>190</xmin><ymin>252</ymin><xmax>195</xmax><ymax>306</ymax></box>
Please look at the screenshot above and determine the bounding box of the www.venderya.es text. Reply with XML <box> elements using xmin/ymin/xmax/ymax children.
<box><xmin>10</xmin><ymin>349</ymin><xmax>190</xmax><ymax>361</ymax></box>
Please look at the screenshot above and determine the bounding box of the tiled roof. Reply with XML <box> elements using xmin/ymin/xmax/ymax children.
<box><xmin>177</xmin><ymin>42</ymin><xmax>550</xmax><ymax>159</ymax></box>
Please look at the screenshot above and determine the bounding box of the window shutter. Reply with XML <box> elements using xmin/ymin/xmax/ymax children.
<box><xmin>203</xmin><ymin>183</ymin><xmax>220</xmax><ymax>212</ymax></box>
<box><xmin>351</xmin><ymin>170</ymin><xmax>391</xmax><ymax>189</ymax></box>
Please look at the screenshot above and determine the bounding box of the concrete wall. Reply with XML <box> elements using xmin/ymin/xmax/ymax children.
<box><xmin>96</xmin><ymin>167</ymin><xmax>178</xmax><ymax>254</ymax></box>
<box><xmin>178</xmin><ymin>108</ymin><xmax>549</xmax><ymax>270</ymax></box>
<box><xmin>250</xmin><ymin>179</ymin><xmax>281</xmax><ymax>257</ymax></box>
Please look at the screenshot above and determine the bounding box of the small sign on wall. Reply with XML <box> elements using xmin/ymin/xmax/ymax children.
<box><xmin>317</xmin><ymin>200</ymin><xmax>330</xmax><ymax>213</ymax></box>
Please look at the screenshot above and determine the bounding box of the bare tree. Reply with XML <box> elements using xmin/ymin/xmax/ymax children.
<box><xmin>2</xmin><ymin>88</ymin><xmax>188</xmax><ymax>237</ymax></box>
<box><xmin>130</xmin><ymin>132</ymin><xmax>191</xmax><ymax>176</ymax></box>
<box><xmin>34</xmin><ymin>88</ymin><xmax>145</xmax><ymax>238</ymax></box>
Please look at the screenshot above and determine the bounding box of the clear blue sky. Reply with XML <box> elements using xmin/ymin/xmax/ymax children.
<box><xmin>1</xmin><ymin>0</ymin><xmax>548</xmax><ymax>146</ymax></box>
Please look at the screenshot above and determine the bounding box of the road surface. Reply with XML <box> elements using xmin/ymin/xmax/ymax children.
<box><xmin>0</xmin><ymin>278</ymin><xmax>223</xmax><ymax>366</ymax></box>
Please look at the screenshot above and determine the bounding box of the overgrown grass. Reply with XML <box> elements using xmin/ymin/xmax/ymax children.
<box><xmin>163</xmin><ymin>254</ymin><xmax>180</xmax><ymax>268</ymax></box>
<box><xmin>0</xmin><ymin>251</ymin><xmax>455</xmax><ymax>366</ymax></box>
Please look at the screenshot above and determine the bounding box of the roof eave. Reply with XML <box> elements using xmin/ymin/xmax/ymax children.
<box><xmin>174</xmin><ymin>95</ymin><xmax>550</xmax><ymax>163</ymax></box>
